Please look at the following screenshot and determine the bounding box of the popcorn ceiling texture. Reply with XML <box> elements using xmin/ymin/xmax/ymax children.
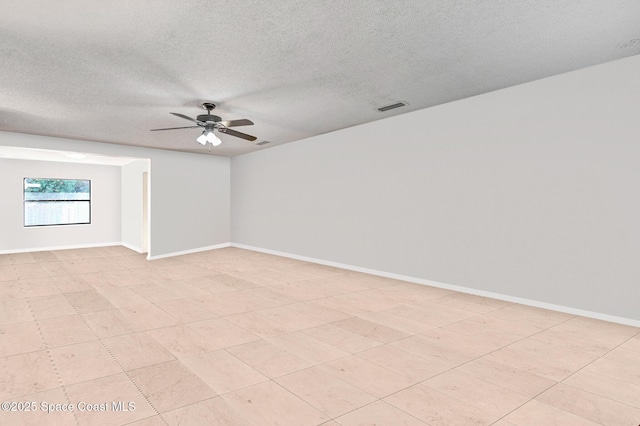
<box><xmin>1</xmin><ymin>0</ymin><xmax>639</xmax><ymax>156</ymax></box>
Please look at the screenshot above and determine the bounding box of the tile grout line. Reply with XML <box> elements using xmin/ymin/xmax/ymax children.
<box><xmin>56</xmin><ymin>275</ymin><xmax>170</xmax><ymax>426</ymax></box>
<box><xmin>17</xmin><ymin>274</ymin><xmax>81</xmax><ymax>426</ymax></box>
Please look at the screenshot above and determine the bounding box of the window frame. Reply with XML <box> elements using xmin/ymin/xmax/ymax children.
<box><xmin>23</xmin><ymin>177</ymin><xmax>92</xmax><ymax>227</ymax></box>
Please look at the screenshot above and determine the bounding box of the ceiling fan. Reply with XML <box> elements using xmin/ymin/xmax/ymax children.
<box><xmin>150</xmin><ymin>102</ymin><xmax>257</xmax><ymax>147</ymax></box>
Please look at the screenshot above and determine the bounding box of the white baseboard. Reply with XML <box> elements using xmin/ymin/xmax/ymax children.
<box><xmin>147</xmin><ymin>242</ymin><xmax>231</xmax><ymax>260</ymax></box>
<box><xmin>231</xmin><ymin>243</ymin><xmax>640</xmax><ymax>328</ymax></box>
<box><xmin>0</xmin><ymin>242</ymin><xmax>122</xmax><ymax>255</ymax></box>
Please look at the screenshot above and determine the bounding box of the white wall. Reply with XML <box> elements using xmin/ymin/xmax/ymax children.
<box><xmin>231</xmin><ymin>55</ymin><xmax>640</xmax><ymax>322</ymax></box>
<box><xmin>121</xmin><ymin>159</ymin><xmax>150</xmax><ymax>252</ymax></box>
<box><xmin>0</xmin><ymin>132</ymin><xmax>230</xmax><ymax>257</ymax></box>
<box><xmin>0</xmin><ymin>158</ymin><xmax>121</xmax><ymax>251</ymax></box>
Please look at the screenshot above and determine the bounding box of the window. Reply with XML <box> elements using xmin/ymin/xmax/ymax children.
<box><xmin>24</xmin><ymin>178</ymin><xmax>91</xmax><ymax>227</ymax></box>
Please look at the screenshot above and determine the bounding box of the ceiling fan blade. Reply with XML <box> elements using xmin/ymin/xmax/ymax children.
<box><xmin>150</xmin><ymin>126</ymin><xmax>201</xmax><ymax>131</ymax></box>
<box><xmin>220</xmin><ymin>119</ymin><xmax>254</xmax><ymax>127</ymax></box>
<box><xmin>170</xmin><ymin>112</ymin><xmax>201</xmax><ymax>124</ymax></box>
<box><xmin>219</xmin><ymin>128</ymin><xmax>257</xmax><ymax>141</ymax></box>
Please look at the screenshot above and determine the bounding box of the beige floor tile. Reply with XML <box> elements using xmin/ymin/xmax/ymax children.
<box><xmin>227</xmin><ymin>339</ymin><xmax>312</xmax><ymax>378</ymax></box>
<box><xmin>187</xmin><ymin>317</ymin><xmax>260</xmax><ymax>348</ymax></box>
<box><xmin>0</xmin><ymin>280</ymin><xmax>22</xmax><ymax>299</ymax></box>
<box><xmin>153</xmin><ymin>279</ymin><xmax>213</xmax><ymax>298</ymax></box>
<box><xmin>181</xmin><ymin>350</ymin><xmax>267</xmax><ymax>394</ymax></box>
<box><xmin>118</xmin><ymin>304</ymin><xmax>179</xmax><ymax>331</ymax></box>
<box><xmin>378</xmin><ymin>281</ymin><xmax>455</xmax><ymax>299</ymax></box>
<box><xmin>302</xmin><ymin>324</ymin><xmax>381</xmax><ymax>354</ymax></box>
<box><xmin>268</xmin><ymin>332</ymin><xmax>349</xmax><ymax>364</ymax></box>
<box><xmin>563</xmin><ymin>370</ymin><xmax>640</xmax><ymax>408</ymax></box>
<box><xmin>502</xmin><ymin>399</ymin><xmax>600</xmax><ymax>426</ymax></box>
<box><xmin>431</xmin><ymin>292</ymin><xmax>512</xmax><ymax>313</ymax></box>
<box><xmin>443</xmin><ymin>316</ymin><xmax>528</xmax><ymax>347</ymax></box>
<box><xmin>335</xmin><ymin>400</ymin><xmax>428</xmax><ymax>426</ymax></box>
<box><xmin>334</xmin><ymin>317</ymin><xmax>409</xmax><ymax>343</ymax></box>
<box><xmin>384</xmin><ymin>383</ymin><xmax>498</xmax><ymax>425</ymax></box>
<box><xmin>491</xmin><ymin>337</ymin><xmax>598</xmax><ymax>381</ymax></box>
<box><xmin>357</xmin><ymin>344</ymin><xmax>452</xmax><ymax>382</ymax></box>
<box><xmin>0</xmin><ymin>387</ymin><xmax>76</xmax><ymax>426</ymax></box>
<box><xmin>335</xmin><ymin>273</ymin><xmax>405</xmax><ymax>290</ymax></box>
<box><xmin>146</xmin><ymin>324</ymin><xmax>220</xmax><ymax>358</ymax></box>
<box><xmin>64</xmin><ymin>290</ymin><xmax>115</xmax><ymax>314</ymax></box>
<box><xmin>223</xmin><ymin>310</ymin><xmax>299</xmax><ymax>337</ymax></box>
<box><xmin>583</xmin><ymin>356</ymin><xmax>640</xmax><ymax>385</ymax></box>
<box><xmin>0</xmin><ymin>321</ymin><xmax>45</xmax><ymax>357</ymax></box>
<box><xmin>0</xmin><ymin>265</ymin><xmax>19</xmax><ymax>282</ymax></box>
<box><xmin>386</xmin><ymin>303</ymin><xmax>476</xmax><ymax>327</ymax></box>
<box><xmin>162</xmin><ymin>397</ymin><xmax>252</xmax><ymax>426</ymax></box>
<box><xmin>60</xmin><ymin>259</ymin><xmax>109</xmax><ymax>275</ymax></box>
<box><xmin>548</xmin><ymin>316</ymin><xmax>639</xmax><ymax>346</ymax></box>
<box><xmin>18</xmin><ymin>278</ymin><xmax>62</xmax><ymax>298</ymax></box>
<box><xmin>1</xmin><ymin>247</ymin><xmax>637</xmax><ymax>426</ymax></box>
<box><xmin>359</xmin><ymin>311</ymin><xmax>435</xmax><ymax>335</ymax></box>
<box><xmin>127</xmin><ymin>416</ymin><xmax>167</xmax><ymax>426</ymax></box>
<box><xmin>27</xmin><ymin>294</ymin><xmax>77</xmax><ymax>319</ymax></box>
<box><xmin>618</xmin><ymin>334</ymin><xmax>640</xmax><ymax>352</ymax></box>
<box><xmin>0</xmin><ymin>350</ymin><xmax>59</xmax><ymax>399</ymax></box>
<box><xmin>102</xmin><ymin>332</ymin><xmax>175</xmax><ymax>371</ymax></box>
<box><xmin>395</xmin><ymin>329</ymin><xmax>500</xmax><ymax>366</ymax></box>
<box><xmin>285</xmin><ymin>301</ymin><xmax>353</xmax><ymax>324</ymax></box>
<box><xmin>423</xmin><ymin>370</ymin><xmax>530</xmax><ymax>416</ymax></box>
<box><xmin>49</xmin><ymin>341</ymin><xmax>122</xmax><ymax>385</ymax></box>
<box><xmin>603</xmin><ymin>346</ymin><xmax>640</xmax><ymax>365</ymax></box>
<box><xmin>484</xmin><ymin>304</ymin><xmax>574</xmax><ymax>329</ymax></box>
<box><xmin>81</xmin><ymin>309</ymin><xmax>143</xmax><ymax>338</ymax></box>
<box><xmin>270</xmin><ymin>280</ymin><xmax>340</xmax><ymax>301</ymax></box>
<box><xmin>128</xmin><ymin>283</ymin><xmax>183</xmax><ymax>303</ymax></box>
<box><xmin>252</xmin><ymin>304</ymin><xmax>329</xmax><ymax>330</ymax></box>
<box><xmin>537</xmin><ymin>383</ymin><xmax>640</xmax><ymax>426</ymax></box>
<box><xmin>276</xmin><ymin>366</ymin><xmax>377</xmax><ymax>418</ymax></box>
<box><xmin>223</xmin><ymin>380</ymin><xmax>329</xmax><ymax>426</ymax></box>
<box><xmin>12</xmin><ymin>264</ymin><xmax>52</xmax><ymax>280</ymax></box>
<box><xmin>153</xmin><ymin>298</ymin><xmax>219</xmax><ymax>323</ymax></box>
<box><xmin>482</xmin><ymin>347</ymin><xmax>568</xmax><ymax>382</ymax></box>
<box><xmin>239</xmin><ymin>286</ymin><xmax>300</xmax><ymax>306</ymax></box>
<box><xmin>455</xmin><ymin>357</ymin><xmax>556</xmax><ymax>398</ymax></box>
<box><xmin>49</xmin><ymin>274</ymin><xmax>93</xmax><ymax>293</ymax></box>
<box><xmin>38</xmin><ymin>315</ymin><xmax>97</xmax><ymax>348</ymax></box>
<box><xmin>65</xmin><ymin>373</ymin><xmax>156</xmax><ymax>426</ymax></box>
<box><xmin>208</xmin><ymin>274</ymin><xmax>261</xmax><ymax>290</ymax></box>
<box><xmin>204</xmin><ymin>291</ymin><xmax>281</xmax><ymax>316</ymax></box>
<box><xmin>0</xmin><ymin>298</ymin><xmax>34</xmax><ymax>325</ymax></box>
<box><xmin>324</xmin><ymin>291</ymin><xmax>404</xmax><ymax>314</ymax></box>
<box><xmin>529</xmin><ymin>328</ymin><xmax>623</xmax><ymax>356</ymax></box>
<box><xmin>93</xmin><ymin>285</ymin><xmax>150</xmax><ymax>307</ymax></box>
<box><xmin>321</xmin><ymin>355</ymin><xmax>414</xmax><ymax>398</ymax></box>
<box><xmin>128</xmin><ymin>360</ymin><xmax>216</xmax><ymax>413</ymax></box>
<box><xmin>310</xmin><ymin>295</ymin><xmax>374</xmax><ymax>316</ymax></box>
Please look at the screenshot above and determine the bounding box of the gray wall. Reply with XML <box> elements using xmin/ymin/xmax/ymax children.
<box><xmin>0</xmin><ymin>158</ymin><xmax>121</xmax><ymax>251</ymax></box>
<box><xmin>121</xmin><ymin>159</ymin><xmax>150</xmax><ymax>252</ymax></box>
<box><xmin>0</xmin><ymin>132</ymin><xmax>230</xmax><ymax>257</ymax></box>
<box><xmin>231</xmin><ymin>55</ymin><xmax>640</xmax><ymax>322</ymax></box>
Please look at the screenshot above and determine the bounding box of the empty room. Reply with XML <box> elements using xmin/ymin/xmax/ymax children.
<box><xmin>1</xmin><ymin>2</ymin><xmax>639</xmax><ymax>426</ymax></box>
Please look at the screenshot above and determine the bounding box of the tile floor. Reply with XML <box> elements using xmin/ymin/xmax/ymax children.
<box><xmin>0</xmin><ymin>246</ymin><xmax>638</xmax><ymax>425</ymax></box>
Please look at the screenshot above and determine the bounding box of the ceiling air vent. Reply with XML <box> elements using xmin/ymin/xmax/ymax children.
<box><xmin>377</xmin><ymin>101</ymin><xmax>407</xmax><ymax>112</ymax></box>
<box><xmin>256</xmin><ymin>140</ymin><xmax>271</xmax><ymax>146</ymax></box>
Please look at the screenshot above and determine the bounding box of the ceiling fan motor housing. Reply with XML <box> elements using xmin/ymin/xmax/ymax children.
<box><xmin>197</xmin><ymin>114</ymin><xmax>221</xmax><ymax>123</ymax></box>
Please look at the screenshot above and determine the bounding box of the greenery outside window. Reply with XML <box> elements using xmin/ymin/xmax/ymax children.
<box><xmin>24</xmin><ymin>178</ymin><xmax>91</xmax><ymax>227</ymax></box>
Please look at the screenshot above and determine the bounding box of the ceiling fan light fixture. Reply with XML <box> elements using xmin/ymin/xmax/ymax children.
<box><xmin>196</xmin><ymin>132</ymin><xmax>208</xmax><ymax>145</ymax></box>
<box><xmin>207</xmin><ymin>131</ymin><xmax>222</xmax><ymax>146</ymax></box>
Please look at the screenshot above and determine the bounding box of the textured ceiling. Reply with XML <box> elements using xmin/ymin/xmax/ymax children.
<box><xmin>1</xmin><ymin>1</ymin><xmax>639</xmax><ymax>157</ymax></box>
